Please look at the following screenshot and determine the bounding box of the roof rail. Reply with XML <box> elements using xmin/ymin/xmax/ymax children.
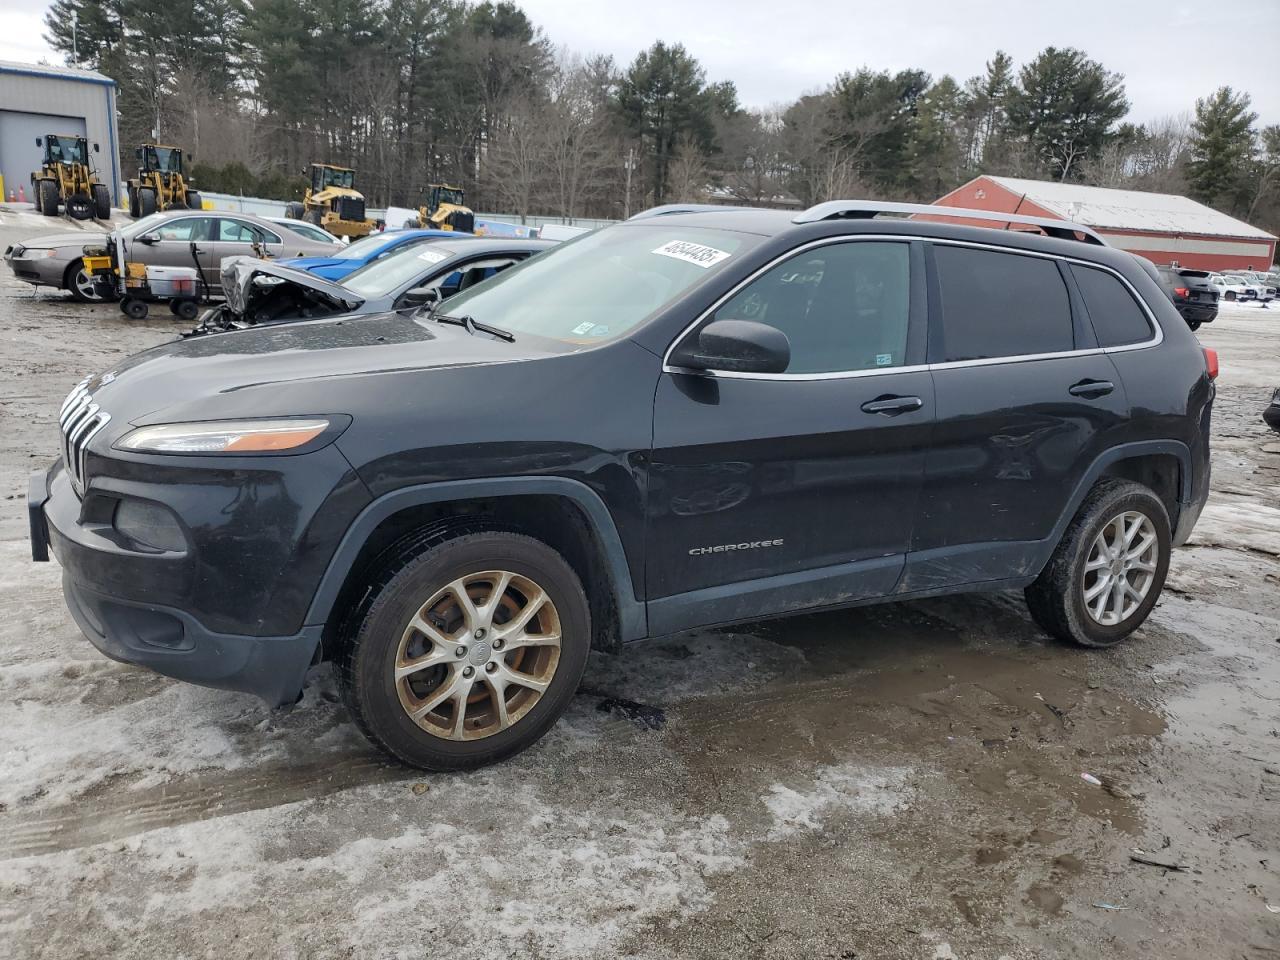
<box><xmin>792</xmin><ymin>199</ymin><xmax>1107</xmax><ymax>246</ymax></box>
<box><xmin>628</xmin><ymin>203</ymin><xmax>755</xmax><ymax>221</ymax></box>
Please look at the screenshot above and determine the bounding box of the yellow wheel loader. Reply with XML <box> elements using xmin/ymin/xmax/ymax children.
<box><xmin>417</xmin><ymin>183</ymin><xmax>474</xmax><ymax>232</ymax></box>
<box><xmin>285</xmin><ymin>163</ymin><xmax>372</xmax><ymax>239</ymax></box>
<box><xmin>127</xmin><ymin>144</ymin><xmax>202</xmax><ymax>217</ymax></box>
<box><xmin>30</xmin><ymin>134</ymin><xmax>111</xmax><ymax>221</ymax></box>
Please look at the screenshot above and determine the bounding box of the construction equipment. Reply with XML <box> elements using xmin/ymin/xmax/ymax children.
<box><xmin>285</xmin><ymin>163</ymin><xmax>372</xmax><ymax>239</ymax></box>
<box><xmin>417</xmin><ymin>183</ymin><xmax>474</xmax><ymax>232</ymax></box>
<box><xmin>126</xmin><ymin>144</ymin><xmax>202</xmax><ymax>218</ymax></box>
<box><xmin>30</xmin><ymin>134</ymin><xmax>111</xmax><ymax>221</ymax></box>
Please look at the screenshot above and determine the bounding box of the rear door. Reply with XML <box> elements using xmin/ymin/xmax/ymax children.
<box><xmin>647</xmin><ymin>238</ymin><xmax>934</xmax><ymax>634</ymax></box>
<box><xmin>905</xmin><ymin>242</ymin><xmax>1129</xmax><ymax>592</ymax></box>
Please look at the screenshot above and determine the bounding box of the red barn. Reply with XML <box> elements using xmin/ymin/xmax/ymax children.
<box><xmin>933</xmin><ymin>175</ymin><xmax>1277</xmax><ymax>272</ymax></box>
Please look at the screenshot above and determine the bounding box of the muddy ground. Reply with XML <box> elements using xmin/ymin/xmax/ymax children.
<box><xmin>0</xmin><ymin>211</ymin><xmax>1277</xmax><ymax>960</ymax></box>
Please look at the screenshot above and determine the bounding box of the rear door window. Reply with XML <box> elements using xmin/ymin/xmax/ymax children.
<box><xmin>1069</xmin><ymin>264</ymin><xmax>1154</xmax><ymax>347</ymax></box>
<box><xmin>931</xmin><ymin>245</ymin><xmax>1073</xmax><ymax>361</ymax></box>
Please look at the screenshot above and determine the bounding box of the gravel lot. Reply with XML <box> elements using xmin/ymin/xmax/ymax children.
<box><xmin>1</xmin><ymin>209</ymin><xmax>1278</xmax><ymax>960</ymax></box>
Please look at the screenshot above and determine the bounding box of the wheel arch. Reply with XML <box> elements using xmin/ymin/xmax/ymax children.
<box><xmin>1032</xmin><ymin>440</ymin><xmax>1191</xmax><ymax>576</ymax></box>
<box><xmin>306</xmin><ymin>477</ymin><xmax>647</xmax><ymax>655</ymax></box>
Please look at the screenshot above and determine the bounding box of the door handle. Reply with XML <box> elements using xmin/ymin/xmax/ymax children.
<box><xmin>191</xmin><ymin>245</ymin><xmax>207</xmax><ymax>255</ymax></box>
<box><xmin>1068</xmin><ymin>378</ymin><xmax>1114</xmax><ymax>399</ymax></box>
<box><xmin>860</xmin><ymin>395</ymin><xmax>924</xmax><ymax>416</ymax></box>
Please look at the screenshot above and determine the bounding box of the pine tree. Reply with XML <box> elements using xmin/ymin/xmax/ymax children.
<box><xmin>1188</xmin><ymin>87</ymin><xmax>1257</xmax><ymax>213</ymax></box>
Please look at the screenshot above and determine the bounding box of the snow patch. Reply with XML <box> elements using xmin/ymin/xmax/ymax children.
<box><xmin>764</xmin><ymin>763</ymin><xmax>913</xmax><ymax>840</ymax></box>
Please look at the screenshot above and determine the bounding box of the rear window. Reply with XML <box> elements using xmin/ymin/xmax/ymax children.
<box><xmin>932</xmin><ymin>245</ymin><xmax>1073</xmax><ymax>361</ymax></box>
<box><xmin>1070</xmin><ymin>264</ymin><xmax>1153</xmax><ymax>347</ymax></box>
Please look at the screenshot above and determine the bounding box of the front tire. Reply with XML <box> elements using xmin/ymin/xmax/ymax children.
<box><xmin>91</xmin><ymin>183</ymin><xmax>111</xmax><ymax>219</ymax></box>
<box><xmin>186</xmin><ymin>190</ymin><xmax>203</xmax><ymax>210</ymax></box>
<box><xmin>138</xmin><ymin>187</ymin><xmax>157</xmax><ymax>217</ymax></box>
<box><xmin>1025</xmin><ymin>479</ymin><xmax>1171</xmax><ymax>647</ymax></box>
<box><xmin>339</xmin><ymin>529</ymin><xmax>590</xmax><ymax>771</ymax></box>
<box><xmin>64</xmin><ymin>258</ymin><xmax>109</xmax><ymax>303</ymax></box>
<box><xmin>39</xmin><ymin>179</ymin><xmax>59</xmax><ymax>217</ymax></box>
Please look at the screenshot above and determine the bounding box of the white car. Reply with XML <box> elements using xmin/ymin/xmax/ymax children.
<box><xmin>1226</xmin><ymin>274</ymin><xmax>1269</xmax><ymax>302</ymax></box>
<box><xmin>1240</xmin><ymin>271</ymin><xmax>1278</xmax><ymax>301</ymax></box>
<box><xmin>1208</xmin><ymin>273</ymin><xmax>1253</xmax><ymax>301</ymax></box>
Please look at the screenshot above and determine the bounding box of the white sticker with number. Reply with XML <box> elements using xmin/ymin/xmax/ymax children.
<box><xmin>417</xmin><ymin>248</ymin><xmax>448</xmax><ymax>264</ymax></box>
<box><xmin>652</xmin><ymin>240</ymin><xmax>731</xmax><ymax>269</ymax></box>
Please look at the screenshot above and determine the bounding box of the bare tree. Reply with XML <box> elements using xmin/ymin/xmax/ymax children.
<box><xmin>666</xmin><ymin>134</ymin><xmax>709</xmax><ymax>202</ymax></box>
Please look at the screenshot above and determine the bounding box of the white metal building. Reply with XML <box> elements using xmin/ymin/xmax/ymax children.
<box><xmin>0</xmin><ymin>60</ymin><xmax>121</xmax><ymax>205</ymax></box>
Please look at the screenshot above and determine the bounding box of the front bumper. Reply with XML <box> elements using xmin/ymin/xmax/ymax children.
<box><xmin>63</xmin><ymin>574</ymin><xmax>321</xmax><ymax>707</ymax></box>
<box><xmin>30</xmin><ymin>464</ymin><xmax>323</xmax><ymax>707</ymax></box>
<box><xmin>4</xmin><ymin>251</ymin><xmax>65</xmax><ymax>287</ymax></box>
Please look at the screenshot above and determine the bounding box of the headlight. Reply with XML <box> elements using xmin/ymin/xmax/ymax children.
<box><xmin>20</xmin><ymin>247</ymin><xmax>57</xmax><ymax>259</ymax></box>
<box><xmin>115</xmin><ymin>418</ymin><xmax>333</xmax><ymax>454</ymax></box>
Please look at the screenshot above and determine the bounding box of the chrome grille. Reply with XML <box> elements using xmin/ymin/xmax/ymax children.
<box><xmin>59</xmin><ymin>378</ymin><xmax>110</xmax><ymax>494</ymax></box>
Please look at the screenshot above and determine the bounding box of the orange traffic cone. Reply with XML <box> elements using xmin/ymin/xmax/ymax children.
<box><xmin>17</xmin><ymin>184</ymin><xmax>25</xmax><ymax>203</ymax></box>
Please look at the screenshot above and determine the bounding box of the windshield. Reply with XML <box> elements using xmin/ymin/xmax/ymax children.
<box><xmin>430</xmin><ymin>224</ymin><xmax>760</xmax><ymax>343</ymax></box>
<box><xmin>435</xmin><ymin>187</ymin><xmax>464</xmax><ymax>206</ymax></box>
<box><xmin>47</xmin><ymin>135</ymin><xmax>86</xmax><ymax>165</ymax></box>
<box><xmin>320</xmin><ymin>167</ymin><xmax>355</xmax><ymax>190</ymax></box>
<box><xmin>333</xmin><ymin>232</ymin><xmax>406</xmax><ymax>261</ymax></box>
<box><xmin>117</xmin><ymin>212</ymin><xmax>170</xmax><ymax>238</ymax></box>
<box><xmin>146</xmin><ymin>146</ymin><xmax>181</xmax><ymax>173</ymax></box>
<box><xmin>344</xmin><ymin>244</ymin><xmax>461</xmax><ymax>298</ymax></box>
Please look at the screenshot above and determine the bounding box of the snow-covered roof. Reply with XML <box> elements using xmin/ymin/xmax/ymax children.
<box><xmin>986</xmin><ymin>176</ymin><xmax>1275</xmax><ymax>241</ymax></box>
<box><xmin>0</xmin><ymin>59</ymin><xmax>114</xmax><ymax>85</ymax></box>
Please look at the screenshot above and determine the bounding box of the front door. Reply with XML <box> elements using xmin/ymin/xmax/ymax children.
<box><xmin>144</xmin><ymin>215</ymin><xmax>217</xmax><ymax>289</ymax></box>
<box><xmin>647</xmin><ymin>238</ymin><xmax>934</xmax><ymax>635</ymax></box>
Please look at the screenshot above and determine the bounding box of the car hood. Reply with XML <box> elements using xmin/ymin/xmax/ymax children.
<box><xmin>15</xmin><ymin>231</ymin><xmax>108</xmax><ymax>252</ymax></box>
<box><xmin>221</xmin><ymin>256</ymin><xmax>364</xmax><ymax>316</ymax></box>
<box><xmin>80</xmin><ymin>309</ymin><xmax>560</xmax><ymax>427</ymax></box>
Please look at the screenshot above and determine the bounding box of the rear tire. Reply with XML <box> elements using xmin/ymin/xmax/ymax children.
<box><xmin>120</xmin><ymin>297</ymin><xmax>149</xmax><ymax>320</ymax></box>
<box><xmin>170</xmin><ymin>299</ymin><xmax>199</xmax><ymax>321</ymax></box>
<box><xmin>39</xmin><ymin>179</ymin><xmax>59</xmax><ymax>217</ymax></box>
<box><xmin>285</xmin><ymin>201</ymin><xmax>305</xmax><ymax>219</ymax></box>
<box><xmin>338</xmin><ymin>529</ymin><xmax>590</xmax><ymax>771</ymax></box>
<box><xmin>91</xmin><ymin>183</ymin><xmax>111</xmax><ymax>219</ymax></box>
<box><xmin>128</xmin><ymin>186</ymin><xmax>140</xmax><ymax>218</ymax></box>
<box><xmin>138</xmin><ymin>187</ymin><xmax>157</xmax><ymax>217</ymax></box>
<box><xmin>1025</xmin><ymin>479</ymin><xmax>1171</xmax><ymax>648</ymax></box>
<box><xmin>186</xmin><ymin>190</ymin><xmax>203</xmax><ymax>210</ymax></box>
<box><xmin>306</xmin><ymin>208</ymin><xmax>324</xmax><ymax>227</ymax></box>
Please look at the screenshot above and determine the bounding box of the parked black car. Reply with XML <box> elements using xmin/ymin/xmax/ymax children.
<box><xmin>1156</xmin><ymin>266</ymin><xmax>1219</xmax><ymax>330</ymax></box>
<box><xmin>30</xmin><ymin>201</ymin><xmax>1216</xmax><ymax>771</ymax></box>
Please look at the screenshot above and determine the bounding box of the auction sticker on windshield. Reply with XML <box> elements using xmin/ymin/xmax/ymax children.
<box><xmin>417</xmin><ymin>249</ymin><xmax>448</xmax><ymax>264</ymax></box>
<box><xmin>652</xmin><ymin>240</ymin><xmax>731</xmax><ymax>269</ymax></box>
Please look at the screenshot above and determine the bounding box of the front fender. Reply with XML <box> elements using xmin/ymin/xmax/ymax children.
<box><xmin>303</xmin><ymin>476</ymin><xmax>647</xmax><ymax>641</ymax></box>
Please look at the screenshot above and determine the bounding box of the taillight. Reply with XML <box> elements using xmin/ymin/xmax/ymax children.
<box><xmin>1203</xmin><ymin>347</ymin><xmax>1218</xmax><ymax>380</ymax></box>
<box><xmin>1174</xmin><ymin>286</ymin><xmax>1189</xmax><ymax>297</ymax></box>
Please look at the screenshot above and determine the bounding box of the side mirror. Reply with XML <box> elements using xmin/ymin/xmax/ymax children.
<box><xmin>400</xmin><ymin>286</ymin><xmax>440</xmax><ymax>309</ymax></box>
<box><xmin>670</xmin><ymin>319</ymin><xmax>790</xmax><ymax>374</ymax></box>
<box><xmin>136</xmin><ymin>234</ymin><xmax>159</xmax><ymax>245</ymax></box>
<box><xmin>93</xmin><ymin>143</ymin><xmax>100</xmax><ymax>153</ymax></box>
<box><xmin>35</xmin><ymin>137</ymin><xmax>42</xmax><ymax>147</ymax></box>
<box><xmin>135</xmin><ymin>147</ymin><xmax>142</xmax><ymax>160</ymax></box>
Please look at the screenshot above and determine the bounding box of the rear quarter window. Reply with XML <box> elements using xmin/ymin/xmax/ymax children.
<box><xmin>931</xmin><ymin>245</ymin><xmax>1073</xmax><ymax>361</ymax></box>
<box><xmin>1070</xmin><ymin>264</ymin><xmax>1154</xmax><ymax>347</ymax></box>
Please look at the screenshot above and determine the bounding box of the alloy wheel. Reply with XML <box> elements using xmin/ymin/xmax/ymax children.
<box><xmin>394</xmin><ymin>570</ymin><xmax>561</xmax><ymax>740</ymax></box>
<box><xmin>73</xmin><ymin>267</ymin><xmax>102</xmax><ymax>301</ymax></box>
<box><xmin>1081</xmin><ymin>510</ymin><xmax>1159</xmax><ymax>626</ymax></box>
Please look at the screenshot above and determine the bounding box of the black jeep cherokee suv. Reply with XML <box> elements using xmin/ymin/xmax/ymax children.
<box><xmin>30</xmin><ymin>200</ymin><xmax>1216</xmax><ymax>770</ymax></box>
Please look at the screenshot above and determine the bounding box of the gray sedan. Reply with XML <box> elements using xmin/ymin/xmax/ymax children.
<box><xmin>2</xmin><ymin>210</ymin><xmax>339</xmax><ymax>302</ymax></box>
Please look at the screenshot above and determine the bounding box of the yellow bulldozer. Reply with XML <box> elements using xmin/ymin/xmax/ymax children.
<box><xmin>285</xmin><ymin>163</ymin><xmax>372</xmax><ymax>239</ymax></box>
<box><xmin>127</xmin><ymin>144</ymin><xmax>202</xmax><ymax>217</ymax></box>
<box><xmin>31</xmin><ymin>133</ymin><xmax>112</xmax><ymax>221</ymax></box>
<box><xmin>417</xmin><ymin>183</ymin><xmax>475</xmax><ymax>232</ymax></box>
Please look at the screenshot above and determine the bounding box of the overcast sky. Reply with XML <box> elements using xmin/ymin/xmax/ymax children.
<box><xmin>1</xmin><ymin>0</ymin><xmax>1276</xmax><ymax>124</ymax></box>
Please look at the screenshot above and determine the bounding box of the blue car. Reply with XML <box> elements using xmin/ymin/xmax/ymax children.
<box><xmin>277</xmin><ymin>228</ymin><xmax>465</xmax><ymax>281</ymax></box>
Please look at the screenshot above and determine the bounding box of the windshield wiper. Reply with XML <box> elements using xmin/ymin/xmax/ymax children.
<box><xmin>431</xmin><ymin>312</ymin><xmax>515</xmax><ymax>342</ymax></box>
